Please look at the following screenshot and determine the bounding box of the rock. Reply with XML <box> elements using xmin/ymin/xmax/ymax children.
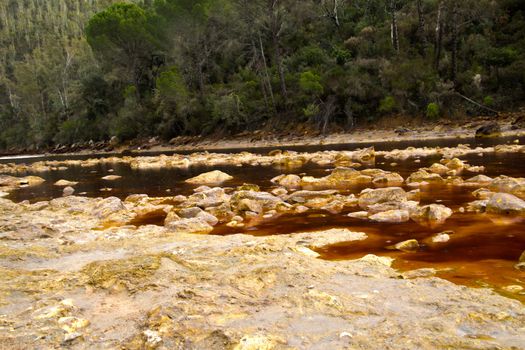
<box><xmin>178</xmin><ymin>207</ymin><xmax>219</xmax><ymax>226</ymax></box>
<box><xmin>125</xmin><ymin>194</ymin><xmax>149</xmax><ymax>203</ymax></box>
<box><xmin>489</xmin><ymin>176</ymin><xmax>525</xmax><ymax>193</ymax></box>
<box><xmin>367</xmin><ymin>201</ymin><xmax>419</xmax><ymax>215</ymax></box>
<box><xmin>238</xmin><ymin>183</ymin><xmax>260</xmax><ymax>192</ymax></box>
<box><xmin>231</xmin><ymin>191</ymin><xmax>283</xmax><ymax>213</ymax></box>
<box><xmin>371</xmin><ymin>172</ymin><xmax>404</xmax><ymax>187</ymax></box>
<box><xmin>92</xmin><ymin>197</ymin><xmax>127</xmax><ymax>219</ymax></box>
<box><xmin>464</xmin><ymin>175</ymin><xmax>493</xmax><ymax>186</ymax></box>
<box><xmin>185</xmin><ymin>170</ymin><xmax>233</xmax><ymax>185</ymax></box>
<box><xmin>410</xmin><ymin>204</ymin><xmax>453</xmax><ymax>228</ymax></box>
<box><xmin>393</xmin><ymin>239</ymin><xmax>420</xmax><ymax>252</ymax></box>
<box><xmin>476</xmin><ymin>122</ymin><xmax>501</xmax><ymax>138</ymax></box>
<box><xmin>428</xmin><ymin>163</ymin><xmax>450</xmax><ymax>175</ymax></box>
<box><xmin>63</xmin><ymin>186</ymin><xmax>75</xmax><ymax>197</ymax></box>
<box><xmin>165</xmin><ymin>217</ymin><xmax>214</xmax><ymax>234</ymax></box>
<box><xmin>235</xmin><ymin>334</ymin><xmax>281</xmax><ymax>350</ymax></box>
<box><xmin>358</xmin><ymin>187</ymin><xmax>407</xmax><ymax>210</ymax></box>
<box><xmin>486</xmin><ymin>193</ymin><xmax>525</xmax><ymax>215</ymax></box>
<box><xmin>354</xmin><ymin>146</ymin><xmax>375</xmax><ymax>164</ymax></box>
<box><xmin>406</xmin><ymin>169</ymin><xmax>444</xmax><ymax>184</ymax></box>
<box><xmin>401</xmin><ymin>268</ymin><xmax>436</xmax><ymax>279</ymax></box>
<box><xmin>271</xmin><ymin>174</ymin><xmax>301</xmax><ymax>189</ymax></box>
<box><xmin>109</xmin><ymin>136</ymin><xmax>119</xmax><ymax>147</ymax></box>
<box><xmin>348</xmin><ymin>211</ymin><xmax>369</xmax><ymax>220</ymax></box>
<box><xmin>431</xmin><ymin>232</ymin><xmax>451</xmax><ymax>243</ymax></box>
<box><xmin>466</xmin><ymin>199</ymin><xmax>489</xmax><ymax>213</ymax></box>
<box><xmin>369</xmin><ymin>209</ymin><xmax>410</xmax><ymax>223</ymax></box>
<box><xmin>444</xmin><ymin>158</ymin><xmax>466</xmax><ymax>171</ymax></box>
<box><xmin>102</xmin><ymin>175</ymin><xmax>122</xmax><ymax>181</ymax></box>
<box><xmin>54</xmin><ymin>179</ymin><xmax>78</xmax><ymax>187</ymax></box>
<box><xmin>58</xmin><ymin>317</ymin><xmax>90</xmax><ymax>333</ymax></box>
<box><xmin>512</xmin><ymin>115</ymin><xmax>525</xmax><ymax>129</ymax></box>
<box><xmin>187</xmin><ymin>187</ymin><xmax>230</xmax><ymax>208</ymax></box>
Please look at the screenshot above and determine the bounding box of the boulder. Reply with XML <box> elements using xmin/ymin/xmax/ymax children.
<box><xmin>186</xmin><ymin>187</ymin><xmax>230</xmax><ymax>208</ymax></box>
<box><xmin>369</xmin><ymin>209</ymin><xmax>410</xmax><ymax>223</ymax></box>
<box><xmin>92</xmin><ymin>197</ymin><xmax>127</xmax><ymax>220</ymax></box>
<box><xmin>185</xmin><ymin>170</ymin><xmax>233</xmax><ymax>185</ymax></box>
<box><xmin>428</xmin><ymin>163</ymin><xmax>450</xmax><ymax>175</ymax></box>
<box><xmin>371</xmin><ymin>172</ymin><xmax>404</xmax><ymax>187</ymax></box>
<box><xmin>464</xmin><ymin>175</ymin><xmax>493</xmax><ymax>186</ymax></box>
<box><xmin>63</xmin><ymin>186</ymin><xmax>75</xmax><ymax>197</ymax></box>
<box><xmin>410</xmin><ymin>204</ymin><xmax>453</xmax><ymax>228</ymax></box>
<box><xmin>271</xmin><ymin>174</ymin><xmax>301</xmax><ymax>189</ymax></box>
<box><xmin>489</xmin><ymin>176</ymin><xmax>525</xmax><ymax>193</ymax></box>
<box><xmin>486</xmin><ymin>193</ymin><xmax>525</xmax><ymax>215</ymax></box>
<box><xmin>393</xmin><ymin>239</ymin><xmax>419</xmax><ymax>252</ymax></box>
<box><xmin>358</xmin><ymin>187</ymin><xmax>407</xmax><ymax>210</ymax></box>
<box><xmin>406</xmin><ymin>170</ymin><xmax>444</xmax><ymax>184</ymax></box>
<box><xmin>475</xmin><ymin>122</ymin><xmax>501</xmax><ymax>138</ymax></box>
<box><xmin>231</xmin><ymin>191</ymin><xmax>283</xmax><ymax>213</ymax></box>
<box><xmin>178</xmin><ymin>207</ymin><xmax>219</xmax><ymax>226</ymax></box>
<box><xmin>54</xmin><ymin>179</ymin><xmax>78</xmax><ymax>187</ymax></box>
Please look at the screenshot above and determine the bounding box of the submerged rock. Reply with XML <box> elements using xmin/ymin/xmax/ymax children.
<box><xmin>185</xmin><ymin>170</ymin><xmax>233</xmax><ymax>185</ymax></box>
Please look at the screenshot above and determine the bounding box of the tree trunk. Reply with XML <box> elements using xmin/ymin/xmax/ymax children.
<box><xmin>450</xmin><ymin>2</ymin><xmax>459</xmax><ymax>84</ymax></box>
<box><xmin>258</xmin><ymin>33</ymin><xmax>276</xmax><ymax>112</ymax></box>
<box><xmin>434</xmin><ymin>1</ymin><xmax>444</xmax><ymax>71</ymax></box>
<box><xmin>390</xmin><ymin>0</ymin><xmax>399</xmax><ymax>53</ymax></box>
<box><xmin>416</xmin><ymin>0</ymin><xmax>426</xmax><ymax>50</ymax></box>
<box><xmin>269</xmin><ymin>0</ymin><xmax>287</xmax><ymax>105</ymax></box>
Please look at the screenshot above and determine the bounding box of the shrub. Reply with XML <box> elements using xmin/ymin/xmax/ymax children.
<box><xmin>426</xmin><ymin>103</ymin><xmax>440</xmax><ymax>119</ymax></box>
<box><xmin>483</xmin><ymin>96</ymin><xmax>494</xmax><ymax>107</ymax></box>
<box><xmin>378</xmin><ymin>96</ymin><xmax>396</xmax><ymax>114</ymax></box>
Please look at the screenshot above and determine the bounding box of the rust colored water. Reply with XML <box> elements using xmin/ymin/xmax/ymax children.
<box><xmin>2</xmin><ymin>137</ymin><xmax>525</xmax><ymax>301</ymax></box>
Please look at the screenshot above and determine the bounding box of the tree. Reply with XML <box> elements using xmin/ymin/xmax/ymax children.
<box><xmin>86</xmin><ymin>3</ymin><xmax>163</xmax><ymax>98</ymax></box>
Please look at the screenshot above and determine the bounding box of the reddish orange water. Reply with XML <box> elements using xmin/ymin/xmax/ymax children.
<box><xmin>3</xmin><ymin>138</ymin><xmax>525</xmax><ymax>301</ymax></box>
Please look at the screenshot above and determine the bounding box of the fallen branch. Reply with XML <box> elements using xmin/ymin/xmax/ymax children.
<box><xmin>456</xmin><ymin>92</ymin><xmax>499</xmax><ymax>115</ymax></box>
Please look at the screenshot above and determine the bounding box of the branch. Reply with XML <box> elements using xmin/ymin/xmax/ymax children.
<box><xmin>455</xmin><ymin>92</ymin><xmax>499</xmax><ymax>115</ymax></box>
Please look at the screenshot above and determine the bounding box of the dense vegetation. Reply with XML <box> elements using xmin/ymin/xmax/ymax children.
<box><xmin>1</xmin><ymin>0</ymin><xmax>524</xmax><ymax>149</ymax></box>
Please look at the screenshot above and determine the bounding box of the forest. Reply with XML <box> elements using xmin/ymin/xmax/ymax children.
<box><xmin>0</xmin><ymin>0</ymin><xmax>524</xmax><ymax>150</ymax></box>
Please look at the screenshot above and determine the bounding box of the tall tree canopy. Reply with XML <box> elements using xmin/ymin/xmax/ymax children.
<box><xmin>0</xmin><ymin>0</ymin><xmax>524</xmax><ymax>149</ymax></box>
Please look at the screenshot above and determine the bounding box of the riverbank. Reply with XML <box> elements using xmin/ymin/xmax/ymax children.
<box><xmin>2</xmin><ymin>113</ymin><xmax>525</xmax><ymax>159</ymax></box>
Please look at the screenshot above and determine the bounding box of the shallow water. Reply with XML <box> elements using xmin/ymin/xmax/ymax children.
<box><xmin>2</xmin><ymin>137</ymin><xmax>525</xmax><ymax>300</ymax></box>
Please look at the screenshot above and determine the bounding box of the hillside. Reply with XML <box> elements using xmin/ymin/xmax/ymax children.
<box><xmin>0</xmin><ymin>0</ymin><xmax>524</xmax><ymax>151</ymax></box>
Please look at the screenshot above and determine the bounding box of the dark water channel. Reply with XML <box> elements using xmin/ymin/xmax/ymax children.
<box><xmin>2</xmin><ymin>136</ymin><xmax>525</xmax><ymax>300</ymax></box>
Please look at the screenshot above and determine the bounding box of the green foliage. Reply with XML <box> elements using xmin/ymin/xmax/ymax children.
<box><xmin>379</xmin><ymin>96</ymin><xmax>397</xmax><ymax>114</ymax></box>
<box><xmin>483</xmin><ymin>96</ymin><xmax>494</xmax><ymax>107</ymax></box>
<box><xmin>299</xmin><ymin>71</ymin><xmax>324</xmax><ymax>96</ymax></box>
<box><xmin>1</xmin><ymin>0</ymin><xmax>525</xmax><ymax>149</ymax></box>
<box><xmin>303</xmin><ymin>103</ymin><xmax>320</xmax><ymax>118</ymax></box>
<box><xmin>426</xmin><ymin>103</ymin><xmax>440</xmax><ymax>119</ymax></box>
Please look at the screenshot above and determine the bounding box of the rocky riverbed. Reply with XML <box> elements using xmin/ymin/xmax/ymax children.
<box><xmin>1</xmin><ymin>143</ymin><xmax>525</xmax><ymax>349</ymax></box>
